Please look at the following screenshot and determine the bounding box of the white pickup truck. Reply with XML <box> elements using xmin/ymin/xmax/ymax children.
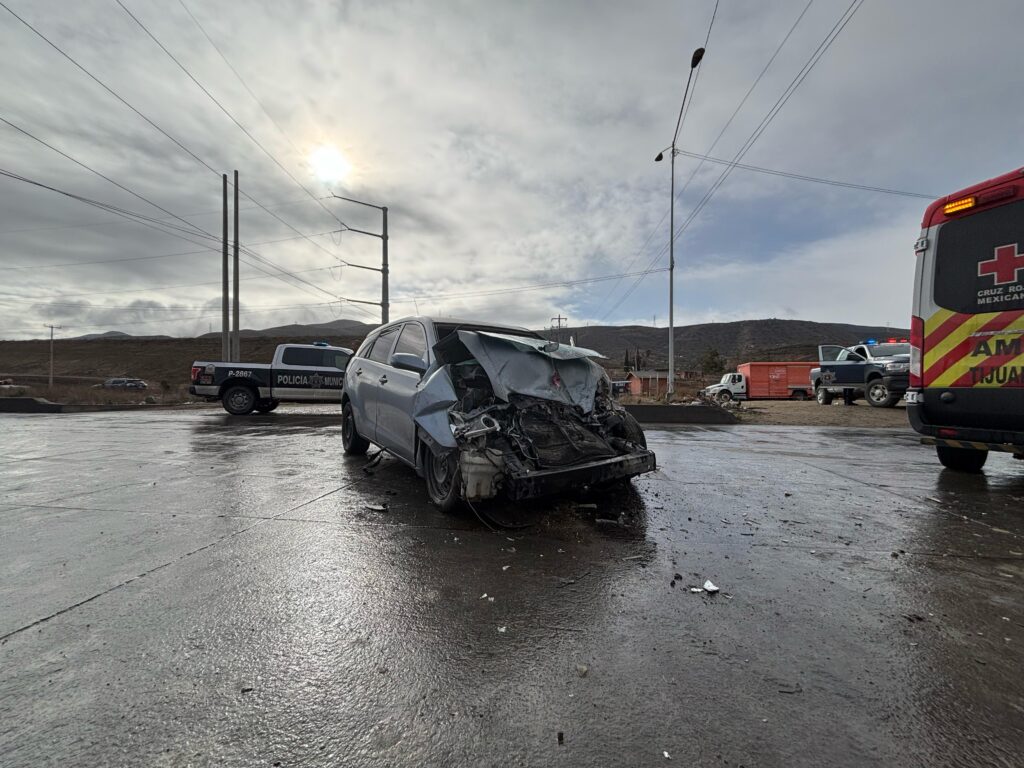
<box><xmin>189</xmin><ymin>342</ymin><xmax>354</xmax><ymax>414</ymax></box>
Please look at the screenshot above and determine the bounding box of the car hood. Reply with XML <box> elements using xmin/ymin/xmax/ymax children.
<box><xmin>413</xmin><ymin>331</ymin><xmax>608</xmax><ymax>449</ymax></box>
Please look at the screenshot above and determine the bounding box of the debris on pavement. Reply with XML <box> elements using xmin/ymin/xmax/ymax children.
<box><xmin>363</xmin><ymin>503</ymin><xmax>389</xmax><ymax>512</ymax></box>
<box><xmin>703</xmin><ymin>580</ymin><xmax>720</xmax><ymax>594</ymax></box>
<box><xmin>576</xmin><ymin>664</ymin><xmax>589</xmax><ymax>678</ymax></box>
<box><xmin>497</xmin><ymin>626</ymin><xmax>507</xmax><ymax>633</ymax></box>
<box><xmin>690</xmin><ymin>587</ymin><xmax>704</xmax><ymax>593</ymax></box>
<box><xmin>502</xmin><ymin>565</ymin><xmax>511</xmax><ymax>571</ymax></box>
<box><xmin>663</xmin><ymin>750</ymin><xmax>671</xmax><ymax>759</ymax></box>
<box><xmin>557</xmin><ymin>732</ymin><xmax>564</xmax><ymax>745</ymax></box>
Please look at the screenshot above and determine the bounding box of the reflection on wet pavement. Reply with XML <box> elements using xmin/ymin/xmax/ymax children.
<box><xmin>0</xmin><ymin>408</ymin><xmax>1021</xmax><ymax>766</ymax></box>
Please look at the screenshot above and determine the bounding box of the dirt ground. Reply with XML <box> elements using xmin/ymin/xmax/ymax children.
<box><xmin>730</xmin><ymin>398</ymin><xmax>911</xmax><ymax>427</ymax></box>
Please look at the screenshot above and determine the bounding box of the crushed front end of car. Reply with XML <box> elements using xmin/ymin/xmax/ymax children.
<box><xmin>413</xmin><ymin>330</ymin><xmax>656</xmax><ymax>504</ymax></box>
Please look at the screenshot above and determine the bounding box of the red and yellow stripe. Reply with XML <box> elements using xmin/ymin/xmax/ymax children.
<box><xmin>923</xmin><ymin>308</ymin><xmax>1024</xmax><ymax>388</ymax></box>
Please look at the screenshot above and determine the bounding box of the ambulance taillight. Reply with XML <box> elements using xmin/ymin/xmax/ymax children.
<box><xmin>909</xmin><ymin>315</ymin><xmax>924</xmax><ymax>387</ymax></box>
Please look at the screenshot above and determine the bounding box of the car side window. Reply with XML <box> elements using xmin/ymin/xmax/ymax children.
<box><xmin>282</xmin><ymin>347</ymin><xmax>323</xmax><ymax>366</ymax></box>
<box><xmin>355</xmin><ymin>337</ymin><xmax>375</xmax><ymax>359</ymax></box>
<box><xmin>854</xmin><ymin>346</ymin><xmax>868</xmax><ymax>359</ymax></box>
<box><xmin>394</xmin><ymin>322</ymin><xmax>427</xmax><ymax>360</ymax></box>
<box><xmin>367</xmin><ymin>327</ymin><xmax>399</xmax><ymax>363</ymax></box>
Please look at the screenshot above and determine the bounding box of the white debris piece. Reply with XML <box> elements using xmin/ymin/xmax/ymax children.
<box><xmin>690</xmin><ymin>587</ymin><xmax>704</xmax><ymax>593</ymax></box>
<box><xmin>663</xmin><ymin>750</ymin><xmax>671</xmax><ymax>759</ymax></box>
<box><xmin>502</xmin><ymin>565</ymin><xmax>511</xmax><ymax>571</ymax></box>
<box><xmin>480</xmin><ymin>593</ymin><xmax>488</xmax><ymax>599</ymax></box>
<box><xmin>497</xmin><ymin>626</ymin><xmax>507</xmax><ymax>633</ymax></box>
<box><xmin>703</xmin><ymin>580</ymin><xmax>720</xmax><ymax>594</ymax></box>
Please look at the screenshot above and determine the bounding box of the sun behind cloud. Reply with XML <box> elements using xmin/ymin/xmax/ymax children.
<box><xmin>308</xmin><ymin>144</ymin><xmax>352</xmax><ymax>183</ymax></box>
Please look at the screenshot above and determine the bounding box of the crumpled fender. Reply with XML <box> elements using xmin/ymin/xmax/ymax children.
<box><xmin>411</xmin><ymin>366</ymin><xmax>459</xmax><ymax>448</ymax></box>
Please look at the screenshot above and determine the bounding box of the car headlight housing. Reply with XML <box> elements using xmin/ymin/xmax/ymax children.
<box><xmin>884</xmin><ymin>361</ymin><xmax>909</xmax><ymax>372</ymax></box>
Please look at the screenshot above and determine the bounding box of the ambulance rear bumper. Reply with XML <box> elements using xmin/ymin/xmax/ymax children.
<box><xmin>908</xmin><ymin>388</ymin><xmax>1024</xmax><ymax>449</ymax></box>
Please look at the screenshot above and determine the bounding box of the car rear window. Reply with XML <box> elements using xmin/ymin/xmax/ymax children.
<box><xmin>282</xmin><ymin>347</ymin><xmax>325</xmax><ymax>367</ymax></box>
<box><xmin>934</xmin><ymin>198</ymin><xmax>1024</xmax><ymax>314</ymax></box>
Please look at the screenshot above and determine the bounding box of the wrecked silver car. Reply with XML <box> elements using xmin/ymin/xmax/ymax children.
<box><xmin>341</xmin><ymin>317</ymin><xmax>656</xmax><ymax>511</ymax></box>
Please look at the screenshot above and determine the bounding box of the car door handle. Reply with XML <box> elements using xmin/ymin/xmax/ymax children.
<box><xmin>379</xmin><ymin>375</ymin><xmax>388</xmax><ymax>384</ymax></box>
<box><xmin>355</xmin><ymin>368</ymin><xmax>363</xmax><ymax>376</ymax></box>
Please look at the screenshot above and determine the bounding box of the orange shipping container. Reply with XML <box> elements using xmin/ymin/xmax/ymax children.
<box><xmin>737</xmin><ymin>362</ymin><xmax>815</xmax><ymax>400</ymax></box>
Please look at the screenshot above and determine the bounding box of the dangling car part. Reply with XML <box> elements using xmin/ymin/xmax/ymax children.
<box><xmin>341</xmin><ymin>317</ymin><xmax>656</xmax><ymax>510</ymax></box>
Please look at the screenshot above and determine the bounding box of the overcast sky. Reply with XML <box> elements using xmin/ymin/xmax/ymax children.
<box><xmin>1</xmin><ymin>0</ymin><xmax>1021</xmax><ymax>340</ymax></box>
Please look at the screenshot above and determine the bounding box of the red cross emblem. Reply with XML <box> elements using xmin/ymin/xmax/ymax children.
<box><xmin>978</xmin><ymin>243</ymin><xmax>1024</xmax><ymax>285</ymax></box>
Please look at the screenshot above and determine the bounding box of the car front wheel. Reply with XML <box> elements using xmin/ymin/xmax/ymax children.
<box><xmin>222</xmin><ymin>385</ymin><xmax>256</xmax><ymax>415</ymax></box>
<box><xmin>425</xmin><ymin>447</ymin><xmax>462</xmax><ymax>513</ymax></box>
<box><xmin>342</xmin><ymin>401</ymin><xmax>370</xmax><ymax>455</ymax></box>
<box><xmin>866</xmin><ymin>379</ymin><xmax>900</xmax><ymax>408</ymax></box>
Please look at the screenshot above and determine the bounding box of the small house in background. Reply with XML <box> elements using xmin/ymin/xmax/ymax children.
<box><xmin>626</xmin><ymin>369</ymin><xmax>702</xmax><ymax>397</ymax></box>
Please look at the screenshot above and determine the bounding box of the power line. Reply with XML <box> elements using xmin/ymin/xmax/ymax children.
<box><xmin>0</xmin><ymin>2</ymin><xmax>374</xmax><ymax>276</ymax></box>
<box><xmin>115</xmin><ymin>0</ymin><xmax>344</xmax><ymax>230</ymax></box>
<box><xmin>601</xmin><ymin>0</ymin><xmax>863</xmax><ymax>321</ymax></box>
<box><xmin>671</xmin><ymin>149</ymin><xmax>935</xmax><ymax>199</ymax></box>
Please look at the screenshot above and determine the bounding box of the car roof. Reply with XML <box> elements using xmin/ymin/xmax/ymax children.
<box><xmin>377</xmin><ymin>316</ymin><xmax>534</xmax><ymax>334</ymax></box>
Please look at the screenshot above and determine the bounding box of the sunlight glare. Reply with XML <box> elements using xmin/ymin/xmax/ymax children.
<box><xmin>309</xmin><ymin>145</ymin><xmax>352</xmax><ymax>183</ymax></box>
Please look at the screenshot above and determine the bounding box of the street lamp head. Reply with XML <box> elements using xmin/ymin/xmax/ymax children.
<box><xmin>654</xmin><ymin>151</ymin><xmax>664</xmax><ymax>162</ymax></box>
<box><xmin>691</xmin><ymin>47</ymin><xmax>705</xmax><ymax>69</ymax></box>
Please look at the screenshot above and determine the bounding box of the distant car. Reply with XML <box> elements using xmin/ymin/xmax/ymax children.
<box><xmin>95</xmin><ymin>378</ymin><xmax>148</xmax><ymax>390</ymax></box>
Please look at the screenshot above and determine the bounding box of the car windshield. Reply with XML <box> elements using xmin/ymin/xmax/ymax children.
<box><xmin>720</xmin><ymin>374</ymin><xmax>731</xmax><ymax>384</ymax></box>
<box><xmin>869</xmin><ymin>343</ymin><xmax>909</xmax><ymax>357</ymax></box>
<box><xmin>433</xmin><ymin>323</ymin><xmax>543</xmax><ymax>343</ymax></box>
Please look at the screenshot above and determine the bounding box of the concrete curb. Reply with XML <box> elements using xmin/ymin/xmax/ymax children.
<box><xmin>623</xmin><ymin>403</ymin><xmax>738</xmax><ymax>425</ymax></box>
<box><xmin>0</xmin><ymin>398</ymin><xmax>217</xmax><ymax>414</ymax></box>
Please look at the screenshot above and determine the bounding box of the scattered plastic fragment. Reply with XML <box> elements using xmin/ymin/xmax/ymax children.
<box><xmin>576</xmin><ymin>664</ymin><xmax>588</xmax><ymax>678</ymax></box>
<box><xmin>363</xmin><ymin>504</ymin><xmax>388</xmax><ymax>512</ymax></box>
<box><xmin>703</xmin><ymin>580</ymin><xmax>719</xmax><ymax>594</ymax></box>
<box><xmin>488</xmin><ymin>597</ymin><xmax>495</xmax><ymax>603</ymax></box>
<box><xmin>497</xmin><ymin>626</ymin><xmax>507</xmax><ymax>633</ymax></box>
<box><xmin>690</xmin><ymin>587</ymin><xmax>704</xmax><ymax>593</ymax></box>
<box><xmin>480</xmin><ymin>593</ymin><xmax>488</xmax><ymax>599</ymax></box>
<box><xmin>502</xmin><ymin>565</ymin><xmax>511</xmax><ymax>571</ymax></box>
<box><xmin>663</xmin><ymin>751</ymin><xmax>671</xmax><ymax>759</ymax></box>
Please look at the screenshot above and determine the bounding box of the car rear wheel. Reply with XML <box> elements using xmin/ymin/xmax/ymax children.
<box><xmin>936</xmin><ymin>446</ymin><xmax>988</xmax><ymax>472</ymax></box>
<box><xmin>222</xmin><ymin>385</ymin><xmax>257</xmax><ymax>415</ymax></box>
<box><xmin>425</xmin><ymin>447</ymin><xmax>462</xmax><ymax>513</ymax></box>
<box><xmin>342</xmin><ymin>401</ymin><xmax>370</xmax><ymax>455</ymax></box>
<box><xmin>816</xmin><ymin>386</ymin><xmax>833</xmax><ymax>405</ymax></box>
<box><xmin>865</xmin><ymin>379</ymin><xmax>900</xmax><ymax>408</ymax></box>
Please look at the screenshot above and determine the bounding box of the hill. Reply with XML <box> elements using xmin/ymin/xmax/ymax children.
<box><xmin>0</xmin><ymin>318</ymin><xmax>908</xmax><ymax>396</ymax></box>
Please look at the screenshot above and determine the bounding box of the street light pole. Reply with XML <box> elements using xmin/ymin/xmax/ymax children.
<box><xmin>43</xmin><ymin>323</ymin><xmax>62</xmax><ymax>388</ymax></box>
<box><xmin>655</xmin><ymin>46</ymin><xmax>704</xmax><ymax>399</ymax></box>
<box><xmin>327</xmin><ymin>194</ymin><xmax>389</xmax><ymax>323</ymax></box>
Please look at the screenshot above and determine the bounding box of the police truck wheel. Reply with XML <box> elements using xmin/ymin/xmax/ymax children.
<box><xmin>342</xmin><ymin>401</ymin><xmax>370</xmax><ymax>455</ymax></box>
<box><xmin>255</xmin><ymin>399</ymin><xmax>279</xmax><ymax>413</ymax></box>
<box><xmin>425</xmin><ymin>447</ymin><xmax>462</xmax><ymax>513</ymax></box>
<box><xmin>866</xmin><ymin>379</ymin><xmax>899</xmax><ymax>408</ymax></box>
<box><xmin>222</xmin><ymin>385</ymin><xmax>256</xmax><ymax>415</ymax></box>
<box><xmin>936</xmin><ymin>446</ymin><xmax>988</xmax><ymax>473</ymax></box>
<box><xmin>816</xmin><ymin>387</ymin><xmax>833</xmax><ymax>405</ymax></box>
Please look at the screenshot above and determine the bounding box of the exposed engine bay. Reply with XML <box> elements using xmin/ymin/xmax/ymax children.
<box><xmin>413</xmin><ymin>331</ymin><xmax>655</xmax><ymax>502</ymax></box>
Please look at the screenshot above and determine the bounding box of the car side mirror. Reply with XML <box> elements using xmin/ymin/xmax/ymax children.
<box><xmin>390</xmin><ymin>352</ymin><xmax>428</xmax><ymax>375</ymax></box>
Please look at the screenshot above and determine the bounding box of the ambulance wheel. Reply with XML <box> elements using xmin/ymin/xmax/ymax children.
<box><xmin>425</xmin><ymin>447</ymin><xmax>462</xmax><ymax>513</ymax></box>
<box><xmin>936</xmin><ymin>446</ymin><xmax>988</xmax><ymax>473</ymax></box>
<box><xmin>255</xmin><ymin>399</ymin><xmax>279</xmax><ymax>413</ymax></box>
<box><xmin>816</xmin><ymin>387</ymin><xmax>833</xmax><ymax>405</ymax></box>
<box><xmin>342</xmin><ymin>401</ymin><xmax>370</xmax><ymax>455</ymax></box>
<box><xmin>865</xmin><ymin>379</ymin><xmax>899</xmax><ymax>408</ymax></box>
<box><xmin>222</xmin><ymin>385</ymin><xmax>257</xmax><ymax>415</ymax></box>
<box><xmin>716</xmin><ymin>390</ymin><xmax>733</xmax><ymax>404</ymax></box>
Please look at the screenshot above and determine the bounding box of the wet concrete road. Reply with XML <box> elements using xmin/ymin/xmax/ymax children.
<box><xmin>1</xmin><ymin>408</ymin><xmax>1022</xmax><ymax>767</ymax></box>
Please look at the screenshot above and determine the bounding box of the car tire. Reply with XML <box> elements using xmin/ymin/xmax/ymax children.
<box><xmin>865</xmin><ymin>379</ymin><xmax>900</xmax><ymax>408</ymax></box>
<box><xmin>255</xmin><ymin>399</ymin><xmax>279</xmax><ymax>413</ymax></box>
<box><xmin>222</xmin><ymin>385</ymin><xmax>257</xmax><ymax>415</ymax></box>
<box><xmin>936</xmin><ymin>445</ymin><xmax>988</xmax><ymax>473</ymax></box>
<box><xmin>716</xmin><ymin>390</ymin><xmax>733</xmax><ymax>404</ymax></box>
<box><xmin>816</xmin><ymin>386</ymin><xmax>833</xmax><ymax>405</ymax></box>
<box><xmin>618</xmin><ymin>410</ymin><xmax>647</xmax><ymax>448</ymax></box>
<box><xmin>791</xmin><ymin>390</ymin><xmax>808</xmax><ymax>401</ymax></box>
<box><xmin>342</xmin><ymin>401</ymin><xmax>370</xmax><ymax>455</ymax></box>
<box><xmin>425</xmin><ymin>446</ymin><xmax>462</xmax><ymax>513</ymax></box>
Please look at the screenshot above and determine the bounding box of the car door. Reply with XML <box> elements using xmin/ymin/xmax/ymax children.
<box><xmin>832</xmin><ymin>348</ymin><xmax>867</xmax><ymax>386</ymax></box>
<box><xmin>350</xmin><ymin>325</ymin><xmax>400</xmax><ymax>443</ymax></box>
<box><xmin>317</xmin><ymin>348</ymin><xmax>351</xmax><ymax>402</ymax></box>
<box><xmin>274</xmin><ymin>347</ymin><xmax>323</xmax><ymax>401</ymax></box>
<box><xmin>374</xmin><ymin>321</ymin><xmax>428</xmax><ymax>464</ymax></box>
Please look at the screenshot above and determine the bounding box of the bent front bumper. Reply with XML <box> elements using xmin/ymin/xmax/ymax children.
<box><xmin>504</xmin><ymin>450</ymin><xmax>657</xmax><ymax>501</ymax></box>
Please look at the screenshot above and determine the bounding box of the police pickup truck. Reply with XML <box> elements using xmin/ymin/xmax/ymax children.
<box><xmin>810</xmin><ymin>339</ymin><xmax>910</xmax><ymax>408</ymax></box>
<box><xmin>190</xmin><ymin>342</ymin><xmax>353</xmax><ymax>414</ymax></box>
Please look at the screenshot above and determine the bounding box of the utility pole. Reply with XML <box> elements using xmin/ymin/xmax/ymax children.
<box><xmin>43</xmin><ymin>324</ymin><xmax>62</xmax><ymax>388</ymax></box>
<box><xmin>550</xmin><ymin>314</ymin><xmax>567</xmax><ymax>343</ymax></box>
<box><xmin>232</xmin><ymin>170</ymin><xmax>240</xmax><ymax>361</ymax></box>
<box><xmin>381</xmin><ymin>206</ymin><xmax>389</xmax><ymax>323</ymax></box>
<box><xmin>221</xmin><ymin>173</ymin><xmax>229</xmax><ymax>361</ymax></box>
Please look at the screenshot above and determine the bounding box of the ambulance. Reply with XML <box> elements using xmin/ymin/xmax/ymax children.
<box><xmin>908</xmin><ymin>167</ymin><xmax>1024</xmax><ymax>471</ymax></box>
